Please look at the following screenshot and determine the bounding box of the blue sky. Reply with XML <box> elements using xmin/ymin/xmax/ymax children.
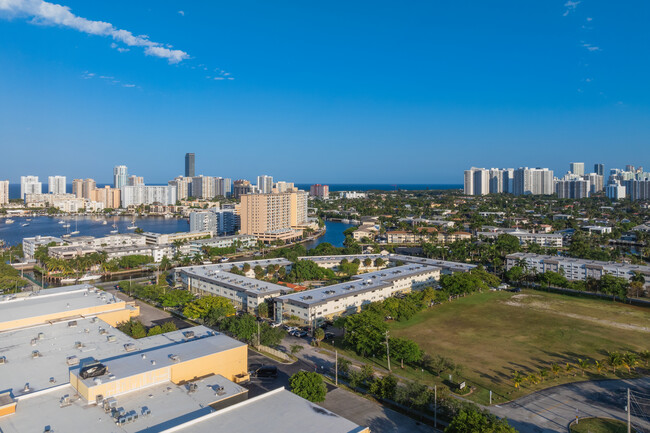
<box><xmin>1</xmin><ymin>0</ymin><xmax>649</xmax><ymax>184</ymax></box>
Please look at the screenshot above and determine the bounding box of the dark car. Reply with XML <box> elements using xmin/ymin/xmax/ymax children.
<box><xmin>324</xmin><ymin>332</ymin><xmax>335</xmax><ymax>340</ymax></box>
<box><xmin>252</xmin><ymin>365</ymin><xmax>278</xmax><ymax>378</ymax></box>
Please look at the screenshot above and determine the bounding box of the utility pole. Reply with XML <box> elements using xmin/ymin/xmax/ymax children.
<box><xmin>628</xmin><ymin>388</ymin><xmax>631</xmax><ymax>433</ymax></box>
<box><xmin>257</xmin><ymin>321</ymin><xmax>261</xmax><ymax>347</ymax></box>
<box><xmin>335</xmin><ymin>350</ymin><xmax>338</xmax><ymax>386</ymax></box>
<box><xmin>385</xmin><ymin>330</ymin><xmax>391</xmax><ymax>372</ymax></box>
<box><xmin>434</xmin><ymin>385</ymin><xmax>437</xmax><ymax>429</ymax></box>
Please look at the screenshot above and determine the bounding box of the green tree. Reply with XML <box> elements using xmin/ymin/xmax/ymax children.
<box><xmin>160</xmin><ymin>290</ymin><xmax>194</xmax><ymax>308</ymax></box>
<box><xmin>369</xmin><ymin>374</ymin><xmax>397</xmax><ymax>400</ymax></box>
<box><xmin>289</xmin><ymin>371</ymin><xmax>327</xmax><ymax>402</ymax></box>
<box><xmin>313</xmin><ymin>328</ymin><xmax>325</xmax><ymax>346</ymax></box>
<box><xmin>343</xmin><ymin>311</ymin><xmax>388</xmax><ymax>357</ymax></box>
<box><xmin>389</xmin><ymin>337</ymin><xmax>423</xmax><ymax>368</ymax></box>
<box><xmin>183</xmin><ymin>296</ymin><xmax>235</xmax><ymax>321</ymax></box>
<box><xmin>445</xmin><ymin>407</ymin><xmax>517</xmax><ymax>433</ymax></box>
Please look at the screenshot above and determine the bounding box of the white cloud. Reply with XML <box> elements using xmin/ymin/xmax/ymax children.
<box><xmin>178</xmin><ymin>10</ymin><xmax>184</xmax><ymax>16</ymax></box>
<box><xmin>582</xmin><ymin>42</ymin><xmax>601</xmax><ymax>52</ymax></box>
<box><xmin>213</xmin><ymin>77</ymin><xmax>224</xmax><ymax>80</ymax></box>
<box><xmin>586</xmin><ymin>17</ymin><xmax>593</xmax><ymax>21</ymax></box>
<box><xmin>122</xmin><ymin>83</ymin><xmax>135</xmax><ymax>88</ymax></box>
<box><xmin>0</xmin><ymin>0</ymin><xmax>189</xmax><ymax>63</ymax></box>
<box><xmin>563</xmin><ymin>0</ymin><xmax>580</xmax><ymax>16</ymax></box>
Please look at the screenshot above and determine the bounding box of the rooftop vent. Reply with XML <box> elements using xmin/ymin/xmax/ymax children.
<box><xmin>182</xmin><ymin>331</ymin><xmax>195</xmax><ymax>339</ymax></box>
<box><xmin>0</xmin><ymin>356</ymin><xmax>6</xmax><ymax>365</ymax></box>
<box><xmin>107</xmin><ymin>335</ymin><xmax>117</xmax><ymax>343</ymax></box>
<box><xmin>68</xmin><ymin>321</ymin><xmax>77</xmax><ymax>328</ymax></box>
<box><xmin>66</xmin><ymin>356</ymin><xmax>79</xmax><ymax>366</ymax></box>
<box><xmin>169</xmin><ymin>354</ymin><xmax>181</xmax><ymax>363</ymax></box>
<box><xmin>23</xmin><ymin>383</ymin><xmax>31</xmax><ymax>392</ymax></box>
<box><xmin>32</xmin><ymin>350</ymin><xmax>41</xmax><ymax>358</ymax></box>
<box><xmin>60</xmin><ymin>394</ymin><xmax>71</xmax><ymax>407</ymax></box>
<box><xmin>74</xmin><ymin>341</ymin><xmax>84</xmax><ymax>349</ymax></box>
<box><xmin>37</xmin><ymin>332</ymin><xmax>45</xmax><ymax>340</ymax></box>
<box><xmin>124</xmin><ymin>343</ymin><xmax>136</xmax><ymax>352</ymax></box>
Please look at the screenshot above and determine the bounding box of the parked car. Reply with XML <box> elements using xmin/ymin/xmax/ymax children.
<box><xmin>324</xmin><ymin>332</ymin><xmax>335</xmax><ymax>340</ymax></box>
<box><xmin>251</xmin><ymin>365</ymin><xmax>278</xmax><ymax>378</ymax></box>
<box><xmin>270</xmin><ymin>322</ymin><xmax>282</xmax><ymax>328</ymax></box>
<box><xmin>292</xmin><ymin>330</ymin><xmax>308</xmax><ymax>338</ymax></box>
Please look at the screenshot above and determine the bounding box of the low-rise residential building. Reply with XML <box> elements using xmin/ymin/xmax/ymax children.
<box><xmin>583</xmin><ymin>225</ymin><xmax>613</xmax><ymax>235</ymax></box>
<box><xmin>189</xmin><ymin>234</ymin><xmax>257</xmax><ymax>256</ymax></box>
<box><xmin>142</xmin><ymin>230</ymin><xmax>213</xmax><ymax>245</ymax></box>
<box><xmin>22</xmin><ymin>235</ymin><xmax>64</xmax><ymax>260</ymax></box>
<box><xmin>477</xmin><ymin>229</ymin><xmax>563</xmax><ymax>247</ymax></box>
<box><xmin>506</xmin><ymin>253</ymin><xmax>650</xmax><ymax>289</ymax></box>
<box><xmin>177</xmin><ymin>259</ymin><xmax>293</xmax><ymax>313</ymax></box>
<box><xmin>275</xmin><ymin>264</ymin><xmax>440</xmax><ymax>325</ymax></box>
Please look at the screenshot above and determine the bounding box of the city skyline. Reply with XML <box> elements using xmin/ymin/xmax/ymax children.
<box><xmin>1</xmin><ymin>1</ymin><xmax>650</xmax><ymax>182</ymax></box>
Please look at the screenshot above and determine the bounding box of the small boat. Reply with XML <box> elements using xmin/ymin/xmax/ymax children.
<box><xmin>110</xmin><ymin>229</ymin><xmax>118</xmax><ymax>234</ymax></box>
<box><xmin>127</xmin><ymin>216</ymin><xmax>137</xmax><ymax>230</ymax></box>
<box><xmin>78</xmin><ymin>274</ymin><xmax>102</xmax><ymax>282</ymax></box>
<box><xmin>21</xmin><ymin>223</ymin><xmax>30</xmax><ymax>227</ymax></box>
<box><xmin>102</xmin><ymin>221</ymin><xmax>108</xmax><ymax>225</ymax></box>
<box><xmin>58</xmin><ymin>220</ymin><xmax>65</xmax><ymax>224</ymax></box>
<box><xmin>62</xmin><ymin>223</ymin><xmax>70</xmax><ymax>228</ymax></box>
<box><xmin>5</xmin><ymin>219</ymin><xmax>14</xmax><ymax>224</ymax></box>
<box><xmin>26</xmin><ymin>218</ymin><xmax>32</xmax><ymax>221</ymax></box>
<box><xmin>110</xmin><ymin>219</ymin><xmax>118</xmax><ymax>234</ymax></box>
<box><xmin>60</xmin><ymin>277</ymin><xmax>77</xmax><ymax>284</ymax></box>
<box><xmin>62</xmin><ymin>234</ymin><xmax>71</xmax><ymax>238</ymax></box>
<box><xmin>70</xmin><ymin>231</ymin><xmax>80</xmax><ymax>235</ymax></box>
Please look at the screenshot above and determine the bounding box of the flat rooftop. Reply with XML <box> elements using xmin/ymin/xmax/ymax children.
<box><xmin>507</xmin><ymin>252</ymin><xmax>650</xmax><ymax>273</ymax></box>
<box><xmin>0</xmin><ymin>375</ymin><xmax>247</xmax><ymax>433</ymax></box>
<box><xmin>168</xmin><ymin>387</ymin><xmax>367</xmax><ymax>433</ymax></box>
<box><xmin>0</xmin><ymin>285</ymin><xmax>125</xmax><ymax>328</ymax></box>
<box><xmin>74</xmin><ymin>331</ymin><xmax>245</xmax><ymax>388</ymax></box>
<box><xmin>277</xmin><ymin>264</ymin><xmax>439</xmax><ymax>307</ymax></box>
<box><xmin>302</xmin><ymin>253</ymin><xmax>477</xmax><ymax>273</ymax></box>
<box><xmin>177</xmin><ymin>259</ymin><xmax>292</xmax><ymax>297</ymax></box>
<box><xmin>0</xmin><ymin>317</ymin><xmax>217</xmax><ymax>395</ymax></box>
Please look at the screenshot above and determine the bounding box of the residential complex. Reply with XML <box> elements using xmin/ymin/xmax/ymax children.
<box><xmin>257</xmin><ymin>175</ymin><xmax>274</xmax><ymax>194</ymax></box>
<box><xmin>477</xmin><ymin>229</ymin><xmax>563</xmax><ymax>248</ymax></box>
<box><xmin>189</xmin><ymin>209</ymin><xmax>237</xmax><ymax>235</ymax></box>
<box><xmin>506</xmin><ymin>253</ymin><xmax>650</xmax><ymax>289</ymax></box>
<box><xmin>113</xmin><ymin>165</ymin><xmax>128</xmax><ymax>189</ymax></box>
<box><xmin>239</xmin><ymin>190</ymin><xmax>312</xmax><ymax>242</ymax></box>
<box><xmin>463</xmin><ymin>162</ymin><xmax>649</xmax><ymax>200</ymax></box>
<box><xmin>47</xmin><ymin>175</ymin><xmax>66</xmax><ymax>194</ymax></box>
<box><xmin>177</xmin><ymin>254</ymin><xmax>475</xmax><ymax>325</ymax></box>
<box><xmin>0</xmin><ymin>180</ymin><xmax>10</xmax><ymax>205</ymax></box>
<box><xmin>121</xmin><ymin>185</ymin><xmax>177</xmax><ymax>207</ymax></box>
<box><xmin>310</xmin><ymin>184</ymin><xmax>330</xmax><ymax>199</ymax></box>
<box><xmin>20</xmin><ymin>175</ymin><xmax>41</xmax><ymax>199</ymax></box>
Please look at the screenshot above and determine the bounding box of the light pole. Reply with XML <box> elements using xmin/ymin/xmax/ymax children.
<box><xmin>385</xmin><ymin>330</ymin><xmax>391</xmax><ymax>372</ymax></box>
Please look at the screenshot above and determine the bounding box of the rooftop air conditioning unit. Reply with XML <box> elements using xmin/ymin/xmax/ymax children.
<box><xmin>107</xmin><ymin>335</ymin><xmax>117</xmax><ymax>342</ymax></box>
<box><xmin>169</xmin><ymin>354</ymin><xmax>181</xmax><ymax>363</ymax></box>
<box><xmin>66</xmin><ymin>356</ymin><xmax>79</xmax><ymax>366</ymax></box>
<box><xmin>123</xmin><ymin>343</ymin><xmax>136</xmax><ymax>352</ymax></box>
<box><xmin>79</xmin><ymin>361</ymin><xmax>107</xmax><ymax>379</ymax></box>
<box><xmin>182</xmin><ymin>331</ymin><xmax>195</xmax><ymax>339</ymax></box>
<box><xmin>0</xmin><ymin>356</ymin><xmax>6</xmax><ymax>365</ymax></box>
<box><xmin>32</xmin><ymin>350</ymin><xmax>41</xmax><ymax>358</ymax></box>
<box><xmin>68</xmin><ymin>321</ymin><xmax>77</xmax><ymax>328</ymax></box>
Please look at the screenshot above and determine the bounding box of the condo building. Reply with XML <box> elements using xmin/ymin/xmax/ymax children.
<box><xmin>185</xmin><ymin>152</ymin><xmax>195</xmax><ymax>177</ymax></box>
<box><xmin>113</xmin><ymin>165</ymin><xmax>128</xmax><ymax>189</ymax></box>
<box><xmin>239</xmin><ymin>190</ymin><xmax>309</xmax><ymax>242</ymax></box>
<box><xmin>256</xmin><ymin>175</ymin><xmax>274</xmax><ymax>194</ymax></box>
<box><xmin>121</xmin><ymin>185</ymin><xmax>177</xmax><ymax>207</ymax></box>
<box><xmin>20</xmin><ymin>175</ymin><xmax>41</xmax><ymax>199</ymax></box>
<box><xmin>310</xmin><ymin>184</ymin><xmax>330</xmax><ymax>199</ymax></box>
<box><xmin>48</xmin><ymin>175</ymin><xmax>66</xmax><ymax>195</ymax></box>
<box><xmin>0</xmin><ymin>180</ymin><xmax>9</xmax><ymax>205</ymax></box>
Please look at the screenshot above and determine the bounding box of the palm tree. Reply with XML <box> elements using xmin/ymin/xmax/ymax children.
<box><xmin>565</xmin><ymin>363</ymin><xmax>575</xmax><ymax>375</ymax></box>
<box><xmin>539</xmin><ymin>369</ymin><xmax>549</xmax><ymax>382</ymax></box>
<box><xmin>526</xmin><ymin>373</ymin><xmax>540</xmax><ymax>385</ymax></box>
<box><xmin>608</xmin><ymin>351</ymin><xmax>622</xmax><ymax>374</ymax></box>
<box><xmin>550</xmin><ymin>363</ymin><xmax>561</xmax><ymax>378</ymax></box>
<box><xmin>623</xmin><ymin>352</ymin><xmax>638</xmax><ymax>373</ymax></box>
<box><xmin>640</xmin><ymin>350</ymin><xmax>650</xmax><ymax>367</ymax></box>
<box><xmin>512</xmin><ymin>371</ymin><xmax>523</xmax><ymax>389</ymax></box>
<box><xmin>577</xmin><ymin>358</ymin><xmax>590</xmax><ymax>377</ymax></box>
<box><xmin>594</xmin><ymin>360</ymin><xmax>604</xmax><ymax>374</ymax></box>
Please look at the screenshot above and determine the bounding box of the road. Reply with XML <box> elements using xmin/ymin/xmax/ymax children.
<box><xmin>248</xmin><ymin>339</ymin><xmax>437</xmax><ymax>433</ymax></box>
<box><xmin>489</xmin><ymin>377</ymin><xmax>650</xmax><ymax>433</ymax></box>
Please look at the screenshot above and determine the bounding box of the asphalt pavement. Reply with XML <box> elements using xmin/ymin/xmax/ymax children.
<box><xmin>489</xmin><ymin>377</ymin><xmax>650</xmax><ymax>433</ymax></box>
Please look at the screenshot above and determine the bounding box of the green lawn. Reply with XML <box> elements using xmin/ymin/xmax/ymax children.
<box><xmin>570</xmin><ymin>417</ymin><xmax>632</xmax><ymax>433</ymax></box>
<box><xmin>385</xmin><ymin>290</ymin><xmax>650</xmax><ymax>404</ymax></box>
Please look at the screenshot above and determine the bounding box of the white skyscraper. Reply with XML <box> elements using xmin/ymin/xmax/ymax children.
<box><xmin>257</xmin><ymin>175</ymin><xmax>274</xmax><ymax>194</ymax></box>
<box><xmin>113</xmin><ymin>165</ymin><xmax>128</xmax><ymax>189</ymax></box>
<box><xmin>213</xmin><ymin>177</ymin><xmax>232</xmax><ymax>197</ymax></box>
<box><xmin>20</xmin><ymin>175</ymin><xmax>42</xmax><ymax>199</ymax></box>
<box><xmin>513</xmin><ymin>168</ymin><xmax>554</xmax><ymax>196</ymax></box>
<box><xmin>0</xmin><ymin>180</ymin><xmax>9</xmax><ymax>205</ymax></box>
<box><xmin>569</xmin><ymin>162</ymin><xmax>585</xmax><ymax>177</ymax></box>
<box><xmin>48</xmin><ymin>175</ymin><xmax>67</xmax><ymax>195</ymax></box>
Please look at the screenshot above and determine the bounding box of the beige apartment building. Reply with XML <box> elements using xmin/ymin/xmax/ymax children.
<box><xmin>90</xmin><ymin>185</ymin><xmax>121</xmax><ymax>209</ymax></box>
<box><xmin>240</xmin><ymin>191</ymin><xmax>309</xmax><ymax>242</ymax></box>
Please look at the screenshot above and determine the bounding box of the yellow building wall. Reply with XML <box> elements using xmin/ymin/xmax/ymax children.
<box><xmin>72</xmin><ymin>367</ymin><xmax>171</xmax><ymax>402</ymax></box>
<box><xmin>0</xmin><ymin>302</ymin><xmax>131</xmax><ymax>332</ymax></box>
<box><xmin>171</xmin><ymin>345</ymin><xmax>248</xmax><ymax>384</ymax></box>
<box><xmin>0</xmin><ymin>403</ymin><xmax>16</xmax><ymax>417</ymax></box>
<box><xmin>96</xmin><ymin>304</ymin><xmax>139</xmax><ymax>326</ymax></box>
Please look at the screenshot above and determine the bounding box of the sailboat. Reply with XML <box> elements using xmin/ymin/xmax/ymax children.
<box><xmin>102</xmin><ymin>220</ymin><xmax>108</xmax><ymax>225</ymax></box>
<box><xmin>127</xmin><ymin>215</ymin><xmax>137</xmax><ymax>230</ymax></box>
<box><xmin>110</xmin><ymin>218</ymin><xmax>118</xmax><ymax>234</ymax></box>
<box><xmin>70</xmin><ymin>216</ymin><xmax>80</xmax><ymax>235</ymax></box>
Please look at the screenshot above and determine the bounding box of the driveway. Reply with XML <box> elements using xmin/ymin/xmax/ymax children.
<box><xmin>489</xmin><ymin>377</ymin><xmax>650</xmax><ymax>433</ymax></box>
<box><xmin>103</xmin><ymin>286</ymin><xmax>191</xmax><ymax>329</ymax></box>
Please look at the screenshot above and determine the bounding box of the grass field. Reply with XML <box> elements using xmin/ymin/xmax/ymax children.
<box><xmin>387</xmin><ymin>289</ymin><xmax>650</xmax><ymax>404</ymax></box>
<box><xmin>321</xmin><ymin>289</ymin><xmax>650</xmax><ymax>405</ymax></box>
<box><xmin>570</xmin><ymin>417</ymin><xmax>632</xmax><ymax>433</ymax></box>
